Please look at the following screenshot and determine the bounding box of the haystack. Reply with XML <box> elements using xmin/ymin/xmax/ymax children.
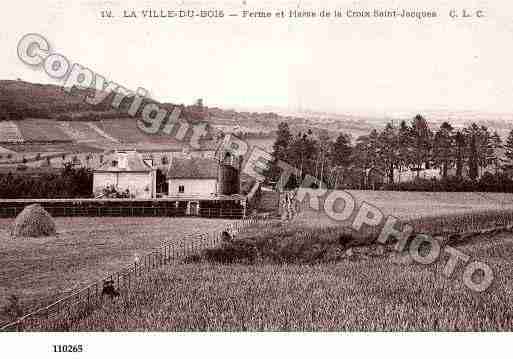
<box><xmin>12</xmin><ymin>204</ymin><xmax>56</xmax><ymax>238</ymax></box>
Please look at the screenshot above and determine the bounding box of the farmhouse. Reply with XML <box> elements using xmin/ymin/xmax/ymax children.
<box><xmin>93</xmin><ymin>150</ymin><xmax>156</xmax><ymax>199</ymax></box>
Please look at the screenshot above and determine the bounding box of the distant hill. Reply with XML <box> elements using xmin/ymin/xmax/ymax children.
<box><xmin>2</xmin><ymin>80</ymin><xmax>513</xmax><ymax>157</ymax></box>
<box><xmin>0</xmin><ymin>80</ymin><xmax>379</xmax><ymax>140</ymax></box>
<box><xmin>0</xmin><ymin>80</ymin><xmax>113</xmax><ymax>120</ymax></box>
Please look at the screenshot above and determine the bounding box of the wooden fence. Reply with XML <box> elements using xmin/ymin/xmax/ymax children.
<box><xmin>0</xmin><ymin>206</ymin><xmax>245</xmax><ymax>219</ymax></box>
<box><xmin>3</xmin><ymin>209</ymin><xmax>511</xmax><ymax>331</ymax></box>
<box><xmin>0</xmin><ymin>217</ymin><xmax>274</xmax><ymax>331</ymax></box>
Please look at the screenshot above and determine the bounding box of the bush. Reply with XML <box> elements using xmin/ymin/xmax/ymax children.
<box><xmin>383</xmin><ymin>174</ymin><xmax>513</xmax><ymax>192</ymax></box>
<box><xmin>101</xmin><ymin>185</ymin><xmax>131</xmax><ymax>199</ymax></box>
<box><xmin>12</xmin><ymin>204</ymin><xmax>56</xmax><ymax>238</ymax></box>
<box><xmin>197</xmin><ymin>226</ymin><xmax>373</xmax><ymax>265</ymax></box>
<box><xmin>1</xmin><ymin>294</ymin><xmax>24</xmax><ymax>322</ymax></box>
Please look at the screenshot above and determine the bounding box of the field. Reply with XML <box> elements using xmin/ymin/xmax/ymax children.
<box><xmin>0</xmin><ymin>217</ymin><xmax>234</xmax><ymax>324</ymax></box>
<box><xmin>58</xmin><ymin>122</ymin><xmax>119</xmax><ymax>149</ymax></box>
<box><xmin>3</xmin><ymin>190</ymin><xmax>513</xmax><ymax>331</ymax></box>
<box><xmin>17</xmin><ymin>119</ymin><xmax>72</xmax><ymax>143</ymax></box>
<box><xmin>0</xmin><ymin>121</ymin><xmax>23</xmax><ymax>143</ymax></box>
<box><xmin>294</xmin><ymin>190</ymin><xmax>513</xmax><ymax>227</ymax></box>
<box><xmin>33</xmin><ymin>230</ymin><xmax>513</xmax><ymax>331</ymax></box>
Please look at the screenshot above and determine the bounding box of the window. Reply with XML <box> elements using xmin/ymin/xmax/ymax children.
<box><xmin>178</xmin><ymin>185</ymin><xmax>185</xmax><ymax>193</ymax></box>
<box><xmin>223</xmin><ymin>152</ymin><xmax>232</xmax><ymax>166</ymax></box>
<box><xmin>111</xmin><ymin>160</ymin><xmax>118</xmax><ymax>167</ymax></box>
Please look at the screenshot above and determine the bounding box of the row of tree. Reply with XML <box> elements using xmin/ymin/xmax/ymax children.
<box><xmin>0</xmin><ymin>163</ymin><xmax>92</xmax><ymax>198</ymax></box>
<box><xmin>267</xmin><ymin>115</ymin><xmax>513</xmax><ymax>191</ymax></box>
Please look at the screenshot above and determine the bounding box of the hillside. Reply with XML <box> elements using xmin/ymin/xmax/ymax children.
<box><xmin>0</xmin><ymin>80</ymin><xmax>377</xmax><ymax>142</ymax></box>
<box><xmin>3</xmin><ymin>80</ymin><xmax>513</xmax><ymax>160</ymax></box>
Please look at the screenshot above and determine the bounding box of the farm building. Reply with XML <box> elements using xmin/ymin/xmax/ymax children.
<box><xmin>167</xmin><ymin>158</ymin><xmax>219</xmax><ymax>197</ymax></box>
<box><xmin>164</xmin><ymin>140</ymin><xmax>244</xmax><ymax>216</ymax></box>
<box><xmin>166</xmin><ymin>151</ymin><xmax>241</xmax><ymax>197</ymax></box>
<box><xmin>167</xmin><ymin>134</ymin><xmax>242</xmax><ymax>198</ymax></box>
<box><xmin>93</xmin><ymin>150</ymin><xmax>156</xmax><ymax>199</ymax></box>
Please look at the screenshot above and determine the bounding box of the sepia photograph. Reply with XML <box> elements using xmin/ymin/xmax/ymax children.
<box><xmin>1</xmin><ymin>0</ymin><xmax>513</xmax><ymax>357</ymax></box>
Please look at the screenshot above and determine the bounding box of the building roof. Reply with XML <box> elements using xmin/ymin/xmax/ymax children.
<box><xmin>167</xmin><ymin>157</ymin><xmax>218</xmax><ymax>179</ymax></box>
<box><xmin>95</xmin><ymin>151</ymin><xmax>155</xmax><ymax>172</ymax></box>
<box><xmin>199</xmin><ymin>139</ymin><xmax>219</xmax><ymax>151</ymax></box>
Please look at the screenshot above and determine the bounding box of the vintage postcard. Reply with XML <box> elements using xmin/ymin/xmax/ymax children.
<box><xmin>0</xmin><ymin>0</ymin><xmax>512</xmax><ymax>357</ymax></box>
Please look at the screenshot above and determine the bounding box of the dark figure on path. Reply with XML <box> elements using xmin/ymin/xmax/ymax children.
<box><xmin>102</xmin><ymin>280</ymin><xmax>120</xmax><ymax>299</ymax></box>
<box><xmin>221</xmin><ymin>230</ymin><xmax>233</xmax><ymax>243</ymax></box>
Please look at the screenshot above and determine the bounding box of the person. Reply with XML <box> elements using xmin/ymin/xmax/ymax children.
<box><xmin>101</xmin><ymin>280</ymin><xmax>119</xmax><ymax>299</ymax></box>
<box><xmin>221</xmin><ymin>230</ymin><xmax>232</xmax><ymax>242</ymax></box>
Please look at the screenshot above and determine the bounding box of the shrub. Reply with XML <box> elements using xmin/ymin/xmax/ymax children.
<box><xmin>383</xmin><ymin>174</ymin><xmax>513</xmax><ymax>192</ymax></box>
<box><xmin>1</xmin><ymin>294</ymin><xmax>24</xmax><ymax>322</ymax></box>
<box><xmin>12</xmin><ymin>204</ymin><xmax>56</xmax><ymax>238</ymax></box>
<box><xmin>198</xmin><ymin>226</ymin><xmax>373</xmax><ymax>265</ymax></box>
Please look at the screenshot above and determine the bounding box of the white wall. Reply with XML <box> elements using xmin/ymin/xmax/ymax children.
<box><xmin>168</xmin><ymin>179</ymin><xmax>217</xmax><ymax>197</ymax></box>
<box><xmin>93</xmin><ymin>171</ymin><xmax>156</xmax><ymax>199</ymax></box>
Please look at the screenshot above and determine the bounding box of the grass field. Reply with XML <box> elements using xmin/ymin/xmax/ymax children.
<box><xmin>294</xmin><ymin>190</ymin><xmax>513</xmax><ymax>227</ymax></box>
<box><xmin>0</xmin><ymin>217</ymin><xmax>234</xmax><ymax>324</ymax></box>
<box><xmin>4</xmin><ymin>190</ymin><xmax>513</xmax><ymax>331</ymax></box>
<box><xmin>33</xmin><ymin>230</ymin><xmax>513</xmax><ymax>331</ymax></box>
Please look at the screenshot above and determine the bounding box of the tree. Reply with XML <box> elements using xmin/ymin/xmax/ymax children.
<box><xmin>331</xmin><ymin>133</ymin><xmax>352</xmax><ymax>168</ymax></box>
<box><xmin>432</xmin><ymin>122</ymin><xmax>454</xmax><ymax>179</ymax></box>
<box><xmin>378</xmin><ymin>122</ymin><xmax>399</xmax><ymax>184</ymax></box>
<box><xmin>479</xmin><ymin>125</ymin><xmax>493</xmax><ymax>175</ymax></box>
<box><xmin>329</xmin><ymin>132</ymin><xmax>353</xmax><ymax>188</ymax></box>
<box><xmin>454</xmin><ymin>130</ymin><xmax>466</xmax><ymax>179</ymax></box>
<box><xmin>463</xmin><ymin>123</ymin><xmax>491</xmax><ymax>180</ymax></box>
<box><xmin>410</xmin><ymin>114</ymin><xmax>433</xmax><ymax>177</ymax></box>
<box><xmin>503</xmin><ymin>130</ymin><xmax>513</xmax><ymax>174</ymax></box>
<box><xmin>464</xmin><ymin>123</ymin><xmax>482</xmax><ymax>180</ymax></box>
<box><xmin>397</xmin><ymin>120</ymin><xmax>412</xmax><ymax>165</ymax></box>
<box><xmin>353</xmin><ymin>130</ymin><xmax>380</xmax><ymax>189</ymax></box>
<box><xmin>490</xmin><ymin>131</ymin><xmax>503</xmax><ymax>174</ymax></box>
<box><xmin>288</xmin><ymin>130</ymin><xmax>318</xmax><ymax>186</ymax></box>
<box><xmin>266</xmin><ymin>122</ymin><xmax>293</xmax><ymax>188</ymax></box>
<box><xmin>315</xmin><ymin>131</ymin><xmax>332</xmax><ymax>189</ymax></box>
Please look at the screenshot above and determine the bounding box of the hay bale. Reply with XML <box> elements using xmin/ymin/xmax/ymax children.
<box><xmin>12</xmin><ymin>204</ymin><xmax>56</xmax><ymax>238</ymax></box>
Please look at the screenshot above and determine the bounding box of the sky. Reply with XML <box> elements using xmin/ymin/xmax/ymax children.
<box><xmin>1</xmin><ymin>0</ymin><xmax>513</xmax><ymax>117</ymax></box>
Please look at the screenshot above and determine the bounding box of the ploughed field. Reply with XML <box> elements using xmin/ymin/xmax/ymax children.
<box><xmin>0</xmin><ymin>217</ymin><xmax>234</xmax><ymax>325</ymax></box>
<box><xmin>34</xmin><ymin>231</ymin><xmax>513</xmax><ymax>331</ymax></box>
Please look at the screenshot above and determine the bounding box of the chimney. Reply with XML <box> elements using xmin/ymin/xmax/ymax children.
<box><xmin>118</xmin><ymin>152</ymin><xmax>128</xmax><ymax>169</ymax></box>
<box><xmin>143</xmin><ymin>157</ymin><xmax>154</xmax><ymax>167</ymax></box>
